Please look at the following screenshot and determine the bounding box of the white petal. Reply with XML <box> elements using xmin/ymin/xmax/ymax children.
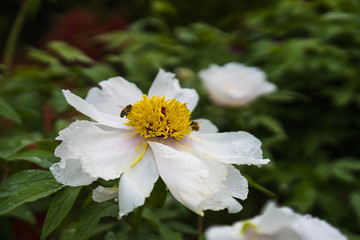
<box><xmin>63</xmin><ymin>90</ymin><xmax>127</xmax><ymax>128</ymax></box>
<box><xmin>198</xmin><ymin>165</ymin><xmax>247</xmax><ymax>214</ymax></box>
<box><xmin>118</xmin><ymin>149</ymin><xmax>159</xmax><ymax>218</ymax></box>
<box><xmin>223</xmin><ymin>165</ymin><xmax>248</xmax><ymax>200</ymax></box>
<box><xmin>199</xmin><ymin>62</ymin><xmax>277</xmax><ymax>106</ymax></box>
<box><xmin>199</xmin><ymin>192</ymin><xmax>243</xmax><ymax>214</ymax></box>
<box><xmin>194</xmin><ymin>118</ymin><xmax>218</xmax><ymax>133</ymax></box>
<box><xmin>56</xmin><ymin>120</ymin><xmax>147</xmax><ymax>180</ymax></box>
<box><xmin>148</xmin><ymin>69</ymin><xmax>199</xmax><ymax>111</ymax></box>
<box><xmin>148</xmin><ymin>141</ymin><xmax>227</xmax><ymax>215</ymax></box>
<box><xmin>294</xmin><ymin>216</ymin><xmax>347</xmax><ymax>240</ymax></box>
<box><xmin>254</xmin><ymin>202</ymin><xmax>300</xmax><ymax>234</ymax></box>
<box><xmin>86</xmin><ymin>76</ymin><xmax>143</xmax><ymax>114</ymax></box>
<box><xmin>206</xmin><ymin>202</ymin><xmax>347</xmax><ymax>240</ymax></box>
<box><xmin>205</xmin><ymin>223</ymin><xmax>244</xmax><ymax>240</ymax></box>
<box><xmin>92</xmin><ymin>186</ymin><xmax>118</xmax><ymax>202</ymax></box>
<box><xmin>254</xmin><ymin>202</ymin><xmax>348</xmax><ymax>240</ymax></box>
<box><xmin>180</xmin><ymin>131</ymin><xmax>270</xmax><ymax>166</ymax></box>
<box><xmin>50</xmin><ymin>143</ymin><xmax>97</xmax><ymax>186</ymax></box>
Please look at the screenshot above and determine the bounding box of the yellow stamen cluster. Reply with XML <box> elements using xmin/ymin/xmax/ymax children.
<box><xmin>240</xmin><ymin>222</ymin><xmax>257</xmax><ymax>235</ymax></box>
<box><xmin>125</xmin><ymin>95</ymin><xmax>193</xmax><ymax>139</ymax></box>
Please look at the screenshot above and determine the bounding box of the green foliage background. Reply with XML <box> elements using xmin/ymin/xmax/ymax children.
<box><xmin>1</xmin><ymin>0</ymin><xmax>360</xmax><ymax>239</ymax></box>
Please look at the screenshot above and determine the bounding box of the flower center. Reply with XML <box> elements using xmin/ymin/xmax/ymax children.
<box><xmin>124</xmin><ymin>95</ymin><xmax>195</xmax><ymax>139</ymax></box>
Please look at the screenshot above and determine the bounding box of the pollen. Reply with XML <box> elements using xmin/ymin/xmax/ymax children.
<box><xmin>125</xmin><ymin>95</ymin><xmax>194</xmax><ymax>139</ymax></box>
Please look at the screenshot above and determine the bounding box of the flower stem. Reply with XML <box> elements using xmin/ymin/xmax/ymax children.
<box><xmin>3</xmin><ymin>0</ymin><xmax>29</xmax><ymax>71</ymax></box>
<box><xmin>0</xmin><ymin>165</ymin><xmax>9</xmax><ymax>185</ymax></box>
<box><xmin>245</xmin><ymin>174</ymin><xmax>276</xmax><ymax>198</ymax></box>
<box><xmin>131</xmin><ymin>205</ymin><xmax>144</xmax><ymax>234</ymax></box>
<box><xmin>198</xmin><ymin>215</ymin><xmax>203</xmax><ymax>239</ymax></box>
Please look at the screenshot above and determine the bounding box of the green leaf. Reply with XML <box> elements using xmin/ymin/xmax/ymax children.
<box><xmin>80</xmin><ymin>63</ymin><xmax>118</xmax><ymax>83</ymax></box>
<box><xmin>151</xmin><ymin>0</ymin><xmax>177</xmax><ymax>16</ymax></box>
<box><xmin>350</xmin><ymin>193</ymin><xmax>360</xmax><ymax>225</ymax></box>
<box><xmin>47</xmin><ymin>41</ymin><xmax>93</xmax><ymax>64</ymax></box>
<box><xmin>41</xmin><ymin>187</ymin><xmax>82</xmax><ymax>240</ymax></box>
<box><xmin>250</xmin><ymin>115</ymin><xmax>285</xmax><ymax>135</ymax></box>
<box><xmin>158</xmin><ymin>224</ymin><xmax>183</xmax><ymax>240</ymax></box>
<box><xmin>27</xmin><ymin>0</ymin><xmax>41</xmax><ymax>17</ymax></box>
<box><xmin>143</xmin><ymin>208</ymin><xmax>183</xmax><ymax>240</ymax></box>
<box><xmin>263</xmin><ymin>90</ymin><xmax>308</xmax><ymax>102</ymax></box>
<box><xmin>288</xmin><ymin>184</ymin><xmax>317</xmax><ymax>213</ymax></box>
<box><xmin>0</xmin><ymin>170</ymin><xmax>63</xmax><ymax>216</ymax></box>
<box><xmin>48</xmin><ymin>87</ymin><xmax>68</xmax><ymax>114</ymax></box>
<box><xmin>0</xmin><ymin>97</ymin><xmax>21</xmax><ymax>124</ymax></box>
<box><xmin>148</xmin><ymin>178</ymin><xmax>167</xmax><ymax>208</ymax></box>
<box><xmin>92</xmin><ymin>223</ymin><xmax>118</xmax><ymax>237</ymax></box>
<box><xmin>8</xmin><ymin>149</ymin><xmax>59</xmax><ymax>168</ymax></box>
<box><xmin>59</xmin><ymin>222</ymin><xmax>77</xmax><ymax>240</ymax></box>
<box><xmin>318</xmin><ymin>192</ymin><xmax>347</xmax><ymax>220</ymax></box>
<box><xmin>0</xmin><ymin>170</ymin><xmax>55</xmax><ymax>197</ymax></box>
<box><xmin>332</xmin><ymin>158</ymin><xmax>360</xmax><ymax>183</ymax></box>
<box><xmin>54</xmin><ymin>119</ymin><xmax>71</xmax><ymax>133</ymax></box>
<box><xmin>28</xmin><ymin>47</ymin><xmax>60</xmax><ymax>65</ymax></box>
<box><xmin>73</xmin><ymin>201</ymin><xmax>118</xmax><ymax>240</ymax></box>
<box><xmin>167</xmin><ymin>221</ymin><xmax>197</xmax><ymax>235</ymax></box>
<box><xmin>5</xmin><ymin>204</ymin><xmax>36</xmax><ymax>225</ymax></box>
<box><xmin>0</xmin><ymin>133</ymin><xmax>42</xmax><ymax>159</ymax></box>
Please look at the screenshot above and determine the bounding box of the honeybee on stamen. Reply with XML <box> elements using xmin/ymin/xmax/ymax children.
<box><xmin>120</xmin><ymin>104</ymin><xmax>132</xmax><ymax>118</ymax></box>
<box><xmin>190</xmin><ymin>121</ymin><xmax>199</xmax><ymax>131</ymax></box>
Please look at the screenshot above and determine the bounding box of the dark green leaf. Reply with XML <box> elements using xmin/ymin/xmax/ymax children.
<box><xmin>263</xmin><ymin>90</ymin><xmax>308</xmax><ymax>102</ymax></box>
<box><xmin>250</xmin><ymin>115</ymin><xmax>285</xmax><ymax>135</ymax></box>
<box><xmin>92</xmin><ymin>223</ymin><xmax>118</xmax><ymax>237</ymax></box>
<box><xmin>158</xmin><ymin>224</ymin><xmax>183</xmax><ymax>240</ymax></box>
<box><xmin>0</xmin><ymin>133</ymin><xmax>42</xmax><ymax>159</ymax></box>
<box><xmin>27</xmin><ymin>0</ymin><xmax>41</xmax><ymax>17</ymax></box>
<box><xmin>350</xmin><ymin>193</ymin><xmax>360</xmax><ymax>225</ymax></box>
<box><xmin>148</xmin><ymin>178</ymin><xmax>167</xmax><ymax>208</ymax></box>
<box><xmin>5</xmin><ymin>204</ymin><xmax>36</xmax><ymax>224</ymax></box>
<box><xmin>332</xmin><ymin>159</ymin><xmax>360</xmax><ymax>183</ymax></box>
<box><xmin>59</xmin><ymin>222</ymin><xmax>77</xmax><ymax>240</ymax></box>
<box><xmin>48</xmin><ymin>87</ymin><xmax>68</xmax><ymax>114</ymax></box>
<box><xmin>41</xmin><ymin>187</ymin><xmax>82</xmax><ymax>240</ymax></box>
<box><xmin>0</xmin><ymin>170</ymin><xmax>56</xmax><ymax>197</ymax></box>
<box><xmin>167</xmin><ymin>221</ymin><xmax>197</xmax><ymax>235</ymax></box>
<box><xmin>8</xmin><ymin>149</ymin><xmax>59</xmax><ymax>168</ymax></box>
<box><xmin>28</xmin><ymin>47</ymin><xmax>60</xmax><ymax>65</ymax></box>
<box><xmin>143</xmin><ymin>208</ymin><xmax>183</xmax><ymax>240</ymax></box>
<box><xmin>47</xmin><ymin>41</ymin><xmax>93</xmax><ymax>64</ymax></box>
<box><xmin>73</xmin><ymin>201</ymin><xmax>118</xmax><ymax>240</ymax></box>
<box><xmin>0</xmin><ymin>97</ymin><xmax>21</xmax><ymax>124</ymax></box>
<box><xmin>0</xmin><ymin>170</ymin><xmax>63</xmax><ymax>215</ymax></box>
<box><xmin>318</xmin><ymin>192</ymin><xmax>348</xmax><ymax>220</ymax></box>
<box><xmin>288</xmin><ymin>184</ymin><xmax>317</xmax><ymax>213</ymax></box>
<box><xmin>80</xmin><ymin>63</ymin><xmax>118</xmax><ymax>83</ymax></box>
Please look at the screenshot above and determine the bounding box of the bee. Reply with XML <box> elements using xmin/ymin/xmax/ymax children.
<box><xmin>190</xmin><ymin>121</ymin><xmax>199</xmax><ymax>131</ymax></box>
<box><xmin>120</xmin><ymin>104</ymin><xmax>132</xmax><ymax>118</ymax></box>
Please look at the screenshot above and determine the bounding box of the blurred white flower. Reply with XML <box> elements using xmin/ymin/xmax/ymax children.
<box><xmin>50</xmin><ymin>69</ymin><xmax>269</xmax><ymax>218</ymax></box>
<box><xmin>199</xmin><ymin>62</ymin><xmax>277</xmax><ymax>106</ymax></box>
<box><xmin>205</xmin><ymin>202</ymin><xmax>347</xmax><ymax>240</ymax></box>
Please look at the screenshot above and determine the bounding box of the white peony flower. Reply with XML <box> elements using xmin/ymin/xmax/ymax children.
<box><xmin>199</xmin><ymin>62</ymin><xmax>277</xmax><ymax>106</ymax></box>
<box><xmin>50</xmin><ymin>69</ymin><xmax>270</xmax><ymax>218</ymax></box>
<box><xmin>205</xmin><ymin>202</ymin><xmax>348</xmax><ymax>240</ymax></box>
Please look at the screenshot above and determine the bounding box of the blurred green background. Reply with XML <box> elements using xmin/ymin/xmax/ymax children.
<box><xmin>1</xmin><ymin>0</ymin><xmax>360</xmax><ymax>239</ymax></box>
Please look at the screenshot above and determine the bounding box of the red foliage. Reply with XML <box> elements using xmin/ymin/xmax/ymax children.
<box><xmin>12</xmin><ymin>213</ymin><xmax>46</xmax><ymax>240</ymax></box>
<box><xmin>39</xmin><ymin>8</ymin><xmax>128</xmax><ymax>59</ymax></box>
<box><xmin>0</xmin><ymin>118</ymin><xmax>14</xmax><ymax>133</ymax></box>
<box><xmin>42</xmin><ymin>104</ymin><xmax>55</xmax><ymax>131</ymax></box>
